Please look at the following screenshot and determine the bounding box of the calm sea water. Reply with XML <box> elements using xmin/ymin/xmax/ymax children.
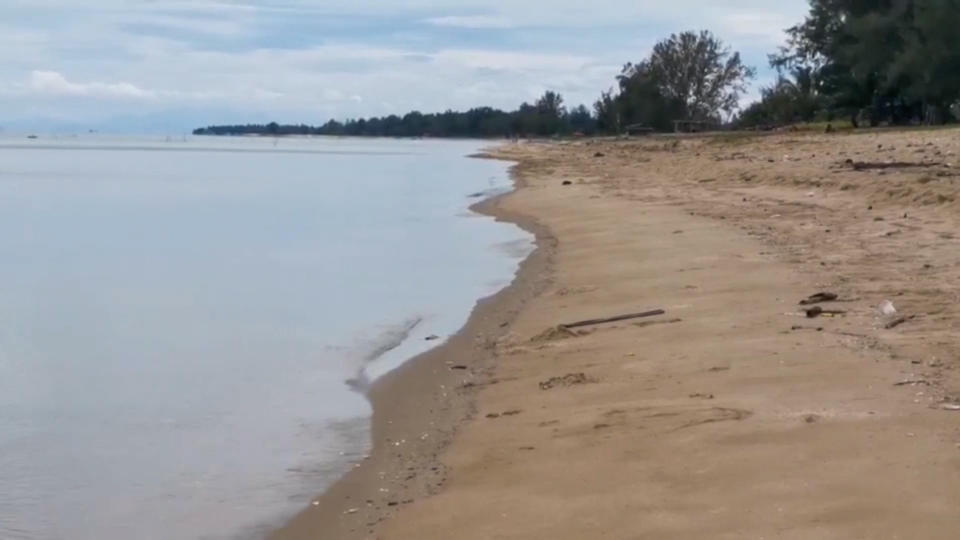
<box><xmin>0</xmin><ymin>135</ymin><xmax>532</xmax><ymax>540</ymax></box>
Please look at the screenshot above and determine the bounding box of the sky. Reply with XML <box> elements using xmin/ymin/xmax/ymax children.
<box><xmin>0</xmin><ymin>0</ymin><xmax>810</xmax><ymax>133</ymax></box>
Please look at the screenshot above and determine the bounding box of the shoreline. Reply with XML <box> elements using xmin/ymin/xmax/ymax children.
<box><xmin>374</xmin><ymin>132</ymin><xmax>960</xmax><ymax>538</ymax></box>
<box><xmin>269</xmin><ymin>151</ymin><xmax>554</xmax><ymax>539</ymax></box>
<box><xmin>275</xmin><ymin>129</ymin><xmax>960</xmax><ymax>538</ymax></box>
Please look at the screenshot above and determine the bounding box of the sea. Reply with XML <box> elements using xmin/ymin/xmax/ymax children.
<box><xmin>0</xmin><ymin>135</ymin><xmax>533</xmax><ymax>540</ymax></box>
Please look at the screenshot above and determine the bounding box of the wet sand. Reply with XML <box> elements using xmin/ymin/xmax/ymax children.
<box><xmin>275</xmin><ymin>129</ymin><xmax>960</xmax><ymax>539</ymax></box>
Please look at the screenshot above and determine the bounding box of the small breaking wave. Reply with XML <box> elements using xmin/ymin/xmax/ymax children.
<box><xmin>344</xmin><ymin>316</ymin><xmax>423</xmax><ymax>394</ymax></box>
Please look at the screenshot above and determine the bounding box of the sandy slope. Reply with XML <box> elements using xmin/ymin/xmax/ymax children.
<box><xmin>376</xmin><ymin>130</ymin><xmax>960</xmax><ymax>539</ymax></box>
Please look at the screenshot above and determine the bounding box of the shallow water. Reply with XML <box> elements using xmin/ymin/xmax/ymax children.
<box><xmin>0</xmin><ymin>135</ymin><xmax>532</xmax><ymax>539</ymax></box>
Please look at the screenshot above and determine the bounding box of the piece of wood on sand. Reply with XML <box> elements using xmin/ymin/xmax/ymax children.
<box><xmin>560</xmin><ymin>309</ymin><xmax>666</xmax><ymax>330</ymax></box>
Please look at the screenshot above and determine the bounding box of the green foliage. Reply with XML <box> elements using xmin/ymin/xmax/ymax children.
<box><xmin>736</xmin><ymin>68</ymin><xmax>823</xmax><ymax>128</ymax></box>
<box><xmin>194</xmin><ymin>91</ymin><xmax>597</xmax><ymax>138</ymax></box>
<box><xmin>614</xmin><ymin>62</ymin><xmax>685</xmax><ymax>131</ymax></box>
<box><xmin>591</xmin><ymin>31</ymin><xmax>754</xmax><ymax>134</ymax></box>
<box><xmin>592</xmin><ymin>90</ymin><xmax>620</xmax><ymax>133</ymax></box>
<box><xmin>888</xmin><ymin>0</ymin><xmax>960</xmax><ymax>121</ymax></box>
<box><xmin>771</xmin><ymin>0</ymin><xmax>960</xmax><ymax>125</ymax></box>
<box><xmin>646</xmin><ymin>30</ymin><xmax>756</xmax><ymax>120</ymax></box>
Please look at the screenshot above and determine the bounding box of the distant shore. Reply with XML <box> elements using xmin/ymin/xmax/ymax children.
<box><xmin>275</xmin><ymin>129</ymin><xmax>960</xmax><ymax>538</ymax></box>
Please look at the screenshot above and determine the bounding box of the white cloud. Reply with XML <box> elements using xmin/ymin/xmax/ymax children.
<box><xmin>29</xmin><ymin>70</ymin><xmax>156</xmax><ymax>99</ymax></box>
<box><xmin>0</xmin><ymin>0</ymin><xmax>812</xmax><ymax>131</ymax></box>
<box><xmin>432</xmin><ymin>49</ymin><xmax>592</xmax><ymax>71</ymax></box>
<box><xmin>120</xmin><ymin>12</ymin><xmax>251</xmax><ymax>37</ymax></box>
<box><xmin>424</xmin><ymin>15</ymin><xmax>515</xmax><ymax>29</ymax></box>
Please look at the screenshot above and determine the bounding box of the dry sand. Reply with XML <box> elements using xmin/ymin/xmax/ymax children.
<box><xmin>275</xmin><ymin>128</ymin><xmax>960</xmax><ymax>539</ymax></box>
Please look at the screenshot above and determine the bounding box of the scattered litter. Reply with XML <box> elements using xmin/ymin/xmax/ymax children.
<box><xmin>941</xmin><ymin>404</ymin><xmax>960</xmax><ymax>411</ymax></box>
<box><xmin>425</xmin><ymin>335</ymin><xmax>440</xmax><ymax>341</ymax></box>
<box><xmin>689</xmin><ymin>393</ymin><xmax>715</xmax><ymax>400</ymax></box>
<box><xmin>562</xmin><ymin>180</ymin><xmax>573</xmax><ymax>186</ymax></box>
<box><xmin>539</xmin><ymin>372</ymin><xmax>591</xmax><ymax>390</ymax></box>
<box><xmin>879</xmin><ymin>300</ymin><xmax>898</xmax><ymax>316</ymax></box>
<box><xmin>344</xmin><ymin>508</ymin><xmax>359</xmax><ymax>515</ymax></box>
<box><xmin>449</xmin><ymin>365</ymin><xmax>468</xmax><ymax>370</ymax></box>
<box><xmin>799</xmin><ymin>292</ymin><xmax>838</xmax><ymax>305</ymax></box>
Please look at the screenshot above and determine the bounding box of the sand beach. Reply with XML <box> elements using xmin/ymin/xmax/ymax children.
<box><xmin>275</xmin><ymin>128</ymin><xmax>960</xmax><ymax>539</ymax></box>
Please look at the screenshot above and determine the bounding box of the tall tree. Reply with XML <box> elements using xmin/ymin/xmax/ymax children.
<box><xmin>535</xmin><ymin>91</ymin><xmax>567</xmax><ymax>135</ymax></box>
<box><xmin>615</xmin><ymin>62</ymin><xmax>685</xmax><ymax>131</ymax></box>
<box><xmin>887</xmin><ymin>0</ymin><xmax>960</xmax><ymax>122</ymax></box>
<box><xmin>536</xmin><ymin>91</ymin><xmax>565</xmax><ymax>117</ymax></box>
<box><xmin>736</xmin><ymin>67</ymin><xmax>823</xmax><ymax>128</ymax></box>
<box><xmin>593</xmin><ymin>90</ymin><xmax>620</xmax><ymax>133</ymax></box>
<box><xmin>772</xmin><ymin>0</ymin><xmax>960</xmax><ymax>125</ymax></box>
<box><xmin>567</xmin><ymin>104</ymin><xmax>597</xmax><ymax>135</ymax></box>
<box><xmin>645</xmin><ymin>30</ymin><xmax>756</xmax><ymax>120</ymax></box>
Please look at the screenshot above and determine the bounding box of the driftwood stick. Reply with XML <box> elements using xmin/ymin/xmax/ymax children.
<box><xmin>561</xmin><ymin>309</ymin><xmax>665</xmax><ymax>329</ymax></box>
<box><xmin>884</xmin><ymin>315</ymin><xmax>915</xmax><ymax>329</ymax></box>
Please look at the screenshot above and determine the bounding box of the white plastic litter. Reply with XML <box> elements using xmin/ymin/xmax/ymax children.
<box><xmin>879</xmin><ymin>300</ymin><xmax>897</xmax><ymax>316</ymax></box>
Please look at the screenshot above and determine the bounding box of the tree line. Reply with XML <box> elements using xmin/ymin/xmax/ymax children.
<box><xmin>194</xmin><ymin>93</ymin><xmax>597</xmax><ymax>138</ymax></box>
<box><xmin>195</xmin><ymin>1</ymin><xmax>960</xmax><ymax>137</ymax></box>
<box><xmin>194</xmin><ymin>30</ymin><xmax>753</xmax><ymax>138</ymax></box>
<box><xmin>739</xmin><ymin>0</ymin><xmax>960</xmax><ymax>128</ymax></box>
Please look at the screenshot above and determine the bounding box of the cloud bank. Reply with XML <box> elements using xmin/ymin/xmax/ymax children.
<box><xmin>0</xmin><ymin>0</ymin><xmax>809</xmax><ymax>132</ymax></box>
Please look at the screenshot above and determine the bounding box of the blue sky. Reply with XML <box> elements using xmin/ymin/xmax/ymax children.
<box><xmin>0</xmin><ymin>1</ymin><xmax>810</xmax><ymax>133</ymax></box>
